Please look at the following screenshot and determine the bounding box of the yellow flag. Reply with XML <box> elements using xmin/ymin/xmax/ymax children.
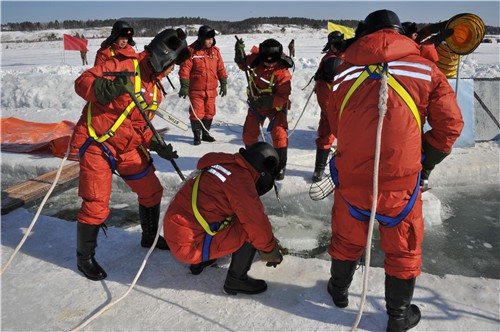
<box><xmin>328</xmin><ymin>22</ymin><xmax>355</xmax><ymax>39</ymax></box>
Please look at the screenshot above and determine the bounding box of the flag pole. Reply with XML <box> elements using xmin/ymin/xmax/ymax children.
<box><xmin>62</xmin><ymin>36</ymin><xmax>65</xmax><ymax>65</ymax></box>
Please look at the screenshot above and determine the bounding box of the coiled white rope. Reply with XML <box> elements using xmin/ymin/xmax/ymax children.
<box><xmin>351</xmin><ymin>70</ymin><xmax>389</xmax><ymax>331</ymax></box>
<box><xmin>1</xmin><ymin>139</ymin><xmax>71</xmax><ymax>275</ymax></box>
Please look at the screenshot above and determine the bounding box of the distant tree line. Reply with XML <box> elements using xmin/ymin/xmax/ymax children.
<box><xmin>2</xmin><ymin>16</ymin><xmax>499</xmax><ymax>36</ymax></box>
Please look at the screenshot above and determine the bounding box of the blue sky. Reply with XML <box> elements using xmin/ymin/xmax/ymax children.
<box><xmin>1</xmin><ymin>1</ymin><xmax>499</xmax><ymax>26</ymax></box>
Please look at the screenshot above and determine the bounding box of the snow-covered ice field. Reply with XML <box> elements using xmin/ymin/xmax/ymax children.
<box><xmin>1</xmin><ymin>25</ymin><xmax>499</xmax><ymax>331</ymax></box>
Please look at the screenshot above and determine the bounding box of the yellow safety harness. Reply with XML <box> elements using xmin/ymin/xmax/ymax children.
<box><xmin>192</xmin><ymin>171</ymin><xmax>234</xmax><ymax>261</ymax></box>
<box><xmin>339</xmin><ymin>64</ymin><xmax>422</xmax><ymax>132</ymax></box>
<box><xmin>248</xmin><ymin>68</ymin><xmax>275</xmax><ymax>95</ymax></box>
<box><xmin>247</xmin><ymin>68</ymin><xmax>286</xmax><ymax>131</ymax></box>
<box><xmin>331</xmin><ymin>63</ymin><xmax>423</xmax><ymax>228</ymax></box>
<box><xmin>80</xmin><ymin>58</ymin><xmax>159</xmax><ymax>179</ymax></box>
<box><xmin>86</xmin><ymin>59</ymin><xmax>159</xmax><ymax>143</ymax></box>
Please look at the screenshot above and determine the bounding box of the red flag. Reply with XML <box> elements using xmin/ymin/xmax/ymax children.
<box><xmin>63</xmin><ymin>34</ymin><xmax>88</xmax><ymax>51</ymax></box>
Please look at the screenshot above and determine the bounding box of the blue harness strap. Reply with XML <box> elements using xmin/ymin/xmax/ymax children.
<box><xmin>247</xmin><ymin>102</ymin><xmax>267</xmax><ymax>122</ymax></box>
<box><xmin>79</xmin><ymin>137</ymin><xmax>94</xmax><ymax>159</ymax></box>
<box><xmin>201</xmin><ymin>221</ymin><xmax>227</xmax><ymax>262</ymax></box>
<box><xmin>79</xmin><ymin>138</ymin><xmax>117</xmax><ymax>174</ymax></box>
<box><xmin>329</xmin><ymin>154</ymin><xmax>421</xmax><ymax>228</ymax></box>
<box><xmin>267</xmin><ymin>109</ymin><xmax>287</xmax><ymax>133</ymax></box>
<box><xmin>121</xmin><ymin>160</ymin><xmax>153</xmax><ymax>180</ymax></box>
<box><xmin>247</xmin><ymin>102</ymin><xmax>287</xmax><ymax>133</ymax></box>
<box><xmin>79</xmin><ymin>137</ymin><xmax>152</xmax><ymax>180</ymax></box>
<box><xmin>348</xmin><ymin>172</ymin><xmax>421</xmax><ymax>228</ymax></box>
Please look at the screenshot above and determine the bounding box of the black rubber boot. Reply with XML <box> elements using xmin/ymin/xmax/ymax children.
<box><xmin>312</xmin><ymin>149</ymin><xmax>330</xmax><ymax>182</ymax></box>
<box><xmin>201</xmin><ymin>118</ymin><xmax>216</xmax><ymax>142</ymax></box>
<box><xmin>140</xmin><ymin>204</ymin><xmax>169</xmax><ymax>250</ymax></box>
<box><xmin>275</xmin><ymin>147</ymin><xmax>287</xmax><ymax>181</ymax></box>
<box><xmin>327</xmin><ymin>259</ymin><xmax>359</xmax><ymax>308</ymax></box>
<box><xmin>190</xmin><ymin>259</ymin><xmax>217</xmax><ymax>275</ymax></box>
<box><xmin>77</xmin><ymin>222</ymin><xmax>107</xmax><ymax>281</ymax></box>
<box><xmin>191</xmin><ymin>120</ymin><xmax>202</xmax><ymax>145</ymax></box>
<box><xmin>223</xmin><ymin>242</ymin><xmax>267</xmax><ymax>295</ymax></box>
<box><xmin>385</xmin><ymin>275</ymin><xmax>421</xmax><ymax>332</ymax></box>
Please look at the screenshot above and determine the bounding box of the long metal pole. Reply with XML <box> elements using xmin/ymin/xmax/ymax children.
<box><xmin>129</xmin><ymin>93</ymin><xmax>185</xmax><ymax>181</ymax></box>
<box><xmin>102</xmin><ymin>71</ymin><xmax>186</xmax><ymax>181</ymax></box>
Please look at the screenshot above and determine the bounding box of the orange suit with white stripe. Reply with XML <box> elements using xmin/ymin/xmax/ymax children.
<box><xmin>327</xmin><ymin>29</ymin><xmax>463</xmax><ymax>279</ymax></box>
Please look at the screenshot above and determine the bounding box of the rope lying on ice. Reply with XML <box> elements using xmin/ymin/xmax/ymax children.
<box><xmin>70</xmin><ymin>171</ymin><xmax>199</xmax><ymax>331</ymax></box>
<box><xmin>70</xmin><ymin>225</ymin><xmax>161</xmax><ymax>331</ymax></box>
<box><xmin>1</xmin><ymin>138</ymin><xmax>71</xmax><ymax>275</ymax></box>
<box><xmin>351</xmin><ymin>69</ymin><xmax>389</xmax><ymax>332</ymax></box>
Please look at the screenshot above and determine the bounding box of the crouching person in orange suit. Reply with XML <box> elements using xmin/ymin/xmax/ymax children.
<box><xmin>163</xmin><ymin>142</ymin><xmax>284</xmax><ymax>295</ymax></box>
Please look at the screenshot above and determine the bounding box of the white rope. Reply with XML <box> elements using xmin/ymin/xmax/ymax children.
<box><xmin>1</xmin><ymin>138</ymin><xmax>71</xmax><ymax>275</ymax></box>
<box><xmin>70</xmin><ymin>222</ymin><xmax>162</xmax><ymax>331</ymax></box>
<box><xmin>186</xmin><ymin>97</ymin><xmax>210</xmax><ymax>133</ymax></box>
<box><xmin>351</xmin><ymin>70</ymin><xmax>389</xmax><ymax>331</ymax></box>
<box><xmin>288</xmin><ymin>88</ymin><xmax>314</xmax><ymax>138</ymax></box>
<box><xmin>70</xmin><ymin>166</ymin><xmax>195</xmax><ymax>331</ymax></box>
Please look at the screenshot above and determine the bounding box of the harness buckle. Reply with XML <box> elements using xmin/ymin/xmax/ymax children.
<box><xmin>104</xmin><ymin>129</ymin><xmax>115</xmax><ymax>137</ymax></box>
<box><xmin>366</xmin><ymin>63</ymin><xmax>389</xmax><ymax>80</ymax></box>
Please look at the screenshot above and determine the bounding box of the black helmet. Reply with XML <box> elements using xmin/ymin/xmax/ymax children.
<box><xmin>259</xmin><ymin>39</ymin><xmax>283</xmax><ymax>63</ymax></box>
<box><xmin>198</xmin><ymin>25</ymin><xmax>216</xmax><ymax>40</ymax></box>
<box><xmin>239</xmin><ymin>142</ymin><xmax>280</xmax><ymax>196</ymax></box>
<box><xmin>101</xmin><ymin>20</ymin><xmax>135</xmax><ymax>49</ymax></box>
<box><xmin>402</xmin><ymin>22</ymin><xmax>418</xmax><ymax>37</ymax></box>
<box><xmin>144</xmin><ymin>28</ymin><xmax>191</xmax><ymax>74</ymax></box>
<box><xmin>359</xmin><ymin>9</ymin><xmax>404</xmax><ymax>37</ymax></box>
<box><xmin>322</xmin><ymin>30</ymin><xmax>345</xmax><ymax>52</ymax></box>
<box><xmin>250</xmin><ymin>39</ymin><xmax>293</xmax><ymax>68</ymax></box>
<box><xmin>193</xmin><ymin>25</ymin><xmax>216</xmax><ymax>50</ymax></box>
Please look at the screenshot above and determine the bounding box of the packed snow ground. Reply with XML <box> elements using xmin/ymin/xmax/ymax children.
<box><xmin>1</xmin><ymin>25</ymin><xmax>499</xmax><ymax>331</ymax></box>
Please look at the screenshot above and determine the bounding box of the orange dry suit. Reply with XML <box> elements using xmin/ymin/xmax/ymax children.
<box><xmin>178</xmin><ymin>42</ymin><xmax>227</xmax><ymax>121</ymax></box>
<box><xmin>163</xmin><ymin>152</ymin><xmax>277</xmax><ymax>264</ymax></box>
<box><xmin>314</xmin><ymin>50</ymin><xmax>343</xmax><ymax>149</ymax></box>
<box><xmin>237</xmin><ymin>52</ymin><xmax>292</xmax><ymax>148</ymax></box>
<box><xmin>72</xmin><ymin>50</ymin><xmax>165</xmax><ymax>225</ymax></box>
<box><xmin>94</xmin><ymin>42</ymin><xmax>136</xmax><ymax>67</ymax></box>
<box><xmin>327</xmin><ymin>29</ymin><xmax>463</xmax><ymax>279</ymax></box>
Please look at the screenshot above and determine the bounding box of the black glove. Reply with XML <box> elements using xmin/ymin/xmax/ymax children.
<box><xmin>259</xmin><ymin>242</ymin><xmax>283</xmax><ymax>268</ymax></box>
<box><xmin>150</xmin><ymin>136</ymin><xmax>178</xmax><ymax>161</ymax></box>
<box><xmin>219</xmin><ymin>77</ymin><xmax>227</xmax><ymax>97</ymax></box>
<box><xmin>234</xmin><ymin>38</ymin><xmax>245</xmax><ymax>65</ymax></box>
<box><xmin>421</xmin><ymin>140</ymin><xmax>450</xmax><ymax>182</ymax></box>
<box><xmin>248</xmin><ymin>95</ymin><xmax>274</xmax><ymax>109</ymax></box>
<box><xmin>94</xmin><ymin>74</ymin><xmax>134</xmax><ymax>104</ymax></box>
<box><xmin>178</xmin><ymin>79</ymin><xmax>189</xmax><ymax>99</ymax></box>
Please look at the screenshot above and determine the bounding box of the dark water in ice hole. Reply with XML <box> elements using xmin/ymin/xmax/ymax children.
<box><xmin>25</xmin><ymin>183</ymin><xmax>499</xmax><ymax>279</ymax></box>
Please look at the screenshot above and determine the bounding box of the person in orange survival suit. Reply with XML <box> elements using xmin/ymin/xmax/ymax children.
<box><xmin>164</xmin><ymin>142</ymin><xmax>284</xmax><ymax>295</ymax></box>
<box><xmin>94</xmin><ymin>20</ymin><xmax>137</xmax><ymax>67</ymax></box>
<box><xmin>326</xmin><ymin>10</ymin><xmax>463</xmax><ymax>332</ymax></box>
<box><xmin>178</xmin><ymin>25</ymin><xmax>228</xmax><ymax>145</ymax></box>
<box><xmin>311</xmin><ymin>31</ymin><xmax>345</xmax><ymax>182</ymax></box>
<box><xmin>72</xmin><ymin>28</ymin><xmax>191</xmax><ymax>281</ymax></box>
<box><xmin>402</xmin><ymin>22</ymin><xmax>438</xmax><ymax>63</ymax></box>
<box><xmin>234</xmin><ymin>38</ymin><xmax>294</xmax><ymax>180</ymax></box>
